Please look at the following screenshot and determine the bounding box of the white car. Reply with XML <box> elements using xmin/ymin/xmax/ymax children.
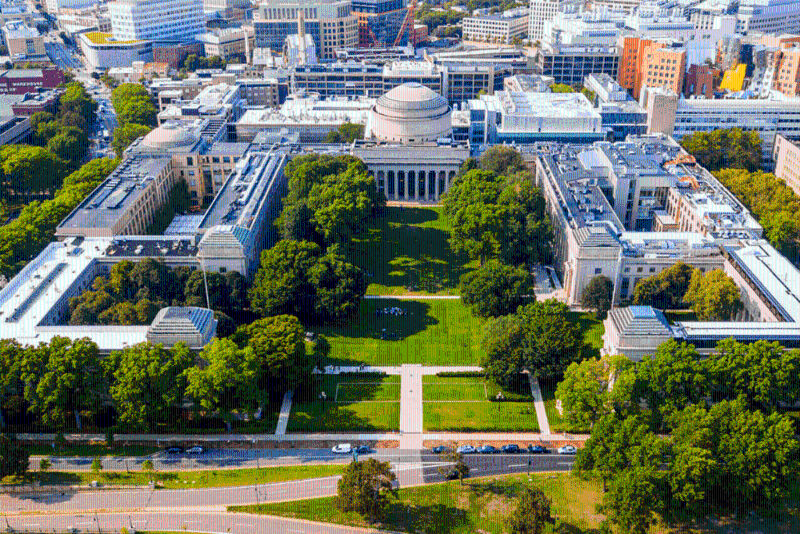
<box><xmin>557</xmin><ymin>445</ymin><xmax>577</xmax><ymax>455</ymax></box>
<box><xmin>331</xmin><ymin>443</ymin><xmax>352</xmax><ymax>454</ymax></box>
<box><xmin>456</xmin><ymin>445</ymin><xmax>476</xmax><ymax>454</ymax></box>
<box><xmin>186</xmin><ymin>446</ymin><xmax>206</xmax><ymax>454</ymax></box>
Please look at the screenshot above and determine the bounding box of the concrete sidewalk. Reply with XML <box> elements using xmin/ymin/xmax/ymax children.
<box><xmin>274</xmin><ymin>389</ymin><xmax>293</xmax><ymax>435</ymax></box>
<box><xmin>528</xmin><ymin>374</ymin><xmax>551</xmax><ymax>435</ymax></box>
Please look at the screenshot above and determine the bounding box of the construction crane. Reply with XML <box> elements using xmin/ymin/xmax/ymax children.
<box><xmin>393</xmin><ymin>0</ymin><xmax>418</xmax><ymax>47</ymax></box>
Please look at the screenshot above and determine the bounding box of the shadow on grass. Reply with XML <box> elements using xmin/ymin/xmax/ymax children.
<box><xmin>567</xmin><ymin>312</ymin><xmax>604</xmax><ymax>360</ymax></box>
<box><xmin>349</xmin><ymin>207</ymin><xmax>473</xmax><ymax>294</ymax></box>
<box><xmin>386</xmin><ymin>501</ymin><xmax>472</xmax><ymax>534</ymax></box>
<box><xmin>287</xmin><ymin>402</ymin><xmax>394</xmax><ymax>432</ymax></box>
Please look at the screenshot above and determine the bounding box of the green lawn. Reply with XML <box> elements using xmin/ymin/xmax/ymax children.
<box><xmin>314</xmin><ymin>298</ymin><xmax>486</xmax><ymax>367</ymax></box>
<box><xmin>349</xmin><ymin>206</ymin><xmax>477</xmax><ymax>295</ymax></box>
<box><xmin>287</xmin><ymin>375</ymin><xmax>401</xmax><ymax>432</ymax></box>
<box><xmin>539</xmin><ymin>378</ymin><xmax>579</xmax><ymax>434</ymax></box>
<box><xmin>230</xmin><ymin>473</ymin><xmax>603</xmax><ymax>534</ymax></box>
<box><xmin>2</xmin><ymin>464</ymin><xmax>345</xmax><ymax>490</ymax></box>
<box><xmin>422</xmin><ymin>377</ymin><xmax>487</xmax><ymax>402</ymax></box>
<box><xmin>568</xmin><ymin>312</ymin><xmax>605</xmax><ymax>359</ymax></box>
<box><xmin>423</xmin><ymin>402</ymin><xmax>539</xmax><ymax>432</ymax></box>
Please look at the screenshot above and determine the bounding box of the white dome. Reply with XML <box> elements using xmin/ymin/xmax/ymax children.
<box><xmin>370</xmin><ymin>82</ymin><xmax>452</xmax><ymax>144</ymax></box>
<box><xmin>142</xmin><ymin>123</ymin><xmax>198</xmax><ymax>149</ymax></box>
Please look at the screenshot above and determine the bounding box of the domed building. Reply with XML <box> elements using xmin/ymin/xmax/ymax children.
<box><xmin>141</xmin><ymin>122</ymin><xmax>201</xmax><ymax>150</ymax></box>
<box><xmin>367</xmin><ymin>82</ymin><xmax>453</xmax><ymax>144</ymax></box>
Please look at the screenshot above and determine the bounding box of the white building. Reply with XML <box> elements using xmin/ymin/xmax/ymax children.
<box><xmin>528</xmin><ymin>0</ymin><xmax>561</xmax><ymax>41</ymax></box>
<box><xmin>736</xmin><ymin>0</ymin><xmax>800</xmax><ymax>35</ymax></box>
<box><xmin>543</xmin><ymin>8</ymin><xmax>624</xmax><ymax>47</ymax></box>
<box><xmin>366</xmin><ymin>82</ymin><xmax>452</xmax><ymax>145</ymax></box>
<box><xmin>109</xmin><ymin>0</ymin><xmax>205</xmax><ymax>42</ymax></box>
<box><xmin>45</xmin><ymin>0</ymin><xmax>98</xmax><ymax>14</ymax></box>
<box><xmin>78</xmin><ymin>32</ymin><xmax>152</xmax><ymax>69</ymax></box>
<box><xmin>462</xmin><ymin>7</ymin><xmax>529</xmax><ymax>44</ymax></box>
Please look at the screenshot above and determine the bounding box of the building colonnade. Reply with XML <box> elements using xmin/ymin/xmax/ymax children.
<box><xmin>368</xmin><ymin>168</ymin><xmax>458</xmax><ymax>202</ymax></box>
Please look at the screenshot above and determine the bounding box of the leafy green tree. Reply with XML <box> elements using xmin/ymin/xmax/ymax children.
<box><xmin>240</xmin><ymin>315</ymin><xmax>310</xmax><ymax>396</ymax></box>
<box><xmin>680</xmin><ymin>128</ymin><xmax>761</xmax><ymax>172</ymax></box>
<box><xmin>550</xmin><ymin>83</ymin><xmax>574</xmax><ymax>93</ymax></box>
<box><xmin>0</xmin><ymin>433</ymin><xmax>28</xmax><ymax>479</ymax></box>
<box><xmin>478</xmin><ymin>145</ymin><xmax>527</xmax><ymax>176</ymax></box>
<box><xmin>309</xmin><ymin>247</ymin><xmax>367</xmax><ymax>321</ymax></box>
<box><xmin>438</xmin><ymin>449</ymin><xmax>469</xmax><ymax>485</ymax></box>
<box><xmin>224</xmin><ymin>271</ymin><xmax>248</xmax><ymax>312</ymax></box>
<box><xmin>603</xmin><ymin>465</ymin><xmax>661</xmax><ymax>534</ymax></box>
<box><xmin>305</xmin><ymin>164</ymin><xmax>377</xmax><ymax>245</ymax></box>
<box><xmin>249</xmin><ymin>239</ymin><xmax>321</xmax><ymax>318</ymax></box>
<box><xmin>507</xmin><ymin>487</ymin><xmax>554</xmax><ymax>534</ymax></box>
<box><xmin>631</xmin><ymin>262</ymin><xmax>694</xmax><ymax>309</ymax></box>
<box><xmin>111</xmin><ymin>83</ymin><xmax>150</xmax><ymax>110</ymax></box>
<box><xmin>105</xmin><ymin>342</ymin><xmax>192</xmax><ymax>431</ymax></box>
<box><xmin>683</xmin><ymin>269</ymin><xmax>743</xmax><ymax>321</ymax></box>
<box><xmin>113</xmin><ymin>122</ymin><xmax>152</xmax><ymax>156</ymax></box>
<box><xmin>336</xmin><ymin>458</ymin><xmax>396</xmax><ymax>523</ymax></box>
<box><xmin>47</xmin><ymin>131</ymin><xmax>85</xmax><ymax>168</ymax></box>
<box><xmin>39</xmin><ymin>458</ymin><xmax>51</xmax><ymax>472</ymax></box>
<box><xmin>185</xmin><ymin>338</ymin><xmax>260</xmax><ymax>425</ymax></box>
<box><xmin>483</xmin><ymin>299</ymin><xmax>584</xmax><ymax>386</ymax></box>
<box><xmin>91</xmin><ymin>457</ymin><xmax>102</xmax><ymax>475</ymax></box>
<box><xmin>443</xmin><ymin>169</ymin><xmax>505</xmax><ymax>264</ymax></box>
<box><xmin>580</xmin><ymin>275</ymin><xmax>613</xmax><ymax>319</ymax></box>
<box><xmin>497</xmin><ymin>175</ymin><xmax>552</xmax><ymax>266</ymax></box>
<box><xmin>19</xmin><ymin>338</ymin><xmax>104</xmax><ymax>429</ymax></box>
<box><xmin>58</xmin><ymin>82</ymin><xmax>96</xmax><ymax>128</ymax></box>
<box><xmin>183</xmin><ymin>269</ymin><xmax>229</xmax><ymax>309</ymax></box>
<box><xmin>324</xmin><ymin>122</ymin><xmax>364</xmax><ymax>143</ymax></box>
<box><xmin>556</xmin><ymin>357</ymin><xmax>622</xmax><ymax>431</ymax></box>
<box><xmin>117</xmin><ymin>97</ymin><xmax>157</xmax><ymax>127</ymax></box>
<box><xmin>459</xmin><ymin>259</ymin><xmax>533</xmax><ymax>317</ymax></box>
<box><xmin>0</xmin><ymin>145</ymin><xmax>68</xmax><ymax>200</ymax></box>
<box><xmin>142</xmin><ymin>459</ymin><xmax>154</xmax><ymax>474</ymax></box>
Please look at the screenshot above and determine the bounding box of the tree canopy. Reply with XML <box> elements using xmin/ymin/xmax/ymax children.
<box><xmin>112</xmin><ymin>83</ymin><xmax>157</xmax><ymax>128</ymax></box>
<box><xmin>580</xmin><ymin>275</ymin><xmax>612</xmax><ymax>319</ymax></box>
<box><xmin>323</xmin><ymin>122</ymin><xmax>364</xmax><ymax>143</ymax></box>
<box><xmin>680</xmin><ymin>128</ymin><xmax>761</xmax><ymax>172</ymax></box>
<box><xmin>460</xmin><ymin>259</ymin><xmax>534</xmax><ymax>318</ymax></box>
<box><xmin>336</xmin><ymin>458</ymin><xmax>396</xmax><ymax>523</ymax></box>
<box><xmin>631</xmin><ymin>262</ymin><xmax>694</xmax><ymax>310</ymax></box>
<box><xmin>113</xmin><ymin>122</ymin><xmax>152</xmax><ymax>156</ymax></box>
<box><xmin>683</xmin><ymin>268</ymin><xmax>743</xmax><ymax>321</ymax></box>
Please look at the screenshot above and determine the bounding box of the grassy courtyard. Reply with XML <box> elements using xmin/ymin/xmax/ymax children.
<box><xmin>314</xmin><ymin>298</ymin><xmax>486</xmax><ymax>367</ymax></box>
<box><xmin>230</xmin><ymin>473</ymin><xmax>603</xmax><ymax>534</ymax></box>
<box><xmin>287</xmin><ymin>374</ymin><xmax>401</xmax><ymax>432</ymax></box>
<box><xmin>422</xmin><ymin>376</ymin><xmax>539</xmax><ymax>432</ymax></box>
<box><xmin>568</xmin><ymin>312</ymin><xmax>605</xmax><ymax>359</ymax></box>
<box><xmin>349</xmin><ymin>206</ymin><xmax>477</xmax><ymax>295</ymax></box>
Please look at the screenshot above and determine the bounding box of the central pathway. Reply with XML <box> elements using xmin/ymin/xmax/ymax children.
<box><xmin>399</xmin><ymin>364</ymin><xmax>423</xmax><ymax>451</ymax></box>
<box><xmin>528</xmin><ymin>373</ymin><xmax>551</xmax><ymax>436</ymax></box>
<box><xmin>274</xmin><ymin>389</ymin><xmax>293</xmax><ymax>435</ymax></box>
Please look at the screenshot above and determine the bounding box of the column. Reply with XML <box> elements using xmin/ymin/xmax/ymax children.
<box><xmin>393</xmin><ymin>171</ymin><xmax>398</xmax><ymax>200</ymax></box>
<box><xmin>434</xmin><ymin>170</ymin><xmax>440</xmax><ymax>202</ymax></box>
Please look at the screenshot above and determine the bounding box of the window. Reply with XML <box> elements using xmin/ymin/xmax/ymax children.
<box><xmin>594</xmin><ymin>268</ymin><xmax>602</xmax><ymax>275</ymax></box>
<box><xmin>637</xmin><ymin>267</ymin><xmax>643</xmax><ymax>273</ymax></box>
<box><xmin>649</xmin><ymin>267</ymin><xmax>656</xmax><ymax>273</ymax></box>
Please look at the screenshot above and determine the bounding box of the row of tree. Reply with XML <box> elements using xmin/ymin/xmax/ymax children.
<box><xmin>111</xmin><ymin>83</ymin><xmax>156</xmax><ymax>156</ymax></box>
<box><xmin>68</xmin><ymin>257</ymin><xmax>247</xmax><ymax>327</ymax></box>
<box><xmin>0</xmin><ymin>158</ymin><xmax>118</xmax><ymax>278</ymax></box>
<box><xmin>557</xmin><ymin>338</ymin><xmax>800</xmax><ymax>433</ymax></box>
<box><xmin>0</xmin><ymin>316</ymin><xmax>322</xmax><ymax>431</ymax></box>
<box><xmin>680</xmin><ymin>128</ymin><xmax>762</xmax><ymax>172</ymax></box>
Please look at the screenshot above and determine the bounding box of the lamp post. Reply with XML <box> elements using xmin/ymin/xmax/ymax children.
<box><xmin>496</xmin><ymin>392</ymin><xmax>504</xmax><ymax>417</ymax></box>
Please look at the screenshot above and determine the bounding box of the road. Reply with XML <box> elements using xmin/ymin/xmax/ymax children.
<box><xmin>45</xmin><ymin>41</ymin><xmax>81</xmax><ymax>70</ymax></box>
<box><xmin>8</xmin><ymin>453</ymin><xmax>575</xmax><ymax>514</ymax></box>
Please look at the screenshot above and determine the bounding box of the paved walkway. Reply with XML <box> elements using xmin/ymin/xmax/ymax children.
<box><xmin>316</xmin><ymin>365</ymin><xmax>482</xmax><ymax>375</ymax></box>
<box><xmin>528</xmin><ymin>373</ymin><xmax>551</xmax><ymax>436</ymax></box>
<box><xmin>399</xmin><ymin>364</ymin><xmax>423</xmax><ymax>450</ymax></box>
<box><xmin>274</xmin><ymin>389</ymin><xmax>293</xmax><ymax>435</ymax></box>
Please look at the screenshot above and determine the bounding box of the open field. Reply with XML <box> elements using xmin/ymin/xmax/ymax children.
<box><xmin>288</xmin><ymin>375</ymin><xmax>401</xmax><ymax>432</ymax></box>
<box><xmin>314</xmin><ymin>298</ymin><xmax>486</xmax><ymax>367</ymax></box>
<box><xmin>230</xmin><ymin>473</ymin><xmax>603</xmax><ymax>534</ymax></box>
<box><xmin>22</xmin><ymin>444</ymin><xmax>160</xmax><ymax>457</ymax></box>
<box><xmin>1</xmin><ymin>464</ymin><xmax>346</xmax><ymax>490</ymax></box>
<box><xmin>349</xmin><ymin>206</ymin><xmax>477</xmax><ymax>295</ymax></box>
<box><xmin>422</xmin><ymin>375</ymin><xmax>539</xmax><ymax>431</ymax></box>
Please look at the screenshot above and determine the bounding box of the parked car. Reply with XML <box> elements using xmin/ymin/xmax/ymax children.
<box><xmin>501</xmin><ymin>444</ymin><xmax>521</xmax><ymax>454</ymax></box>
<box><xmin>164</xmin><ymin>446</ymin><xmax>184</xmax><ymax>454</ymax></box>
<box><xmin>478</xmin><ymin>445</ymin><xmax>498</xmax><ymax>454</ymax></box>
<box><xmin>355</xmin><ymin>445</ymin><xmax>373</xmax><ymax>454</ymax></box>
<box><xmin>331</xmin><ymin>443</ymin><xmax>352</xmax><ymax>454</ymax></box>
<box><xmin>186</xmin><ymin>446</ymin><xmax>206</xmax><ymax>454</ymax></box>
<box><xmin>557</xmin><ymin>445</ymin><xmax>578</xmax><ymax>455</ymax></box>
<box><xmin>431</xmin><ymin>445</ymin><xmax>448</xmax><ymax>454</ymax></box>
<box><xmin>456</xmin><ymin>445</ymin><xmax>476</xmax><ymax>454</ymax></box>
<box><xmin>528</xmin><ymin>445</ymin><xmax>549</xmax><ymax>454</ymax></box>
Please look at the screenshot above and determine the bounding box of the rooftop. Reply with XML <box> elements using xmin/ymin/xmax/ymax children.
<box><xmin>81</xmin><ymin>31</ymin><xmax>143</xmax><ymax>45</ymax></box>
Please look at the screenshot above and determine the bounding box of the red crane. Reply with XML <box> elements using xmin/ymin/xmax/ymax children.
<box><xmin>393</xmin><ymin>0</ymin><xmax>418</xmax><ymax>47</ymax></box>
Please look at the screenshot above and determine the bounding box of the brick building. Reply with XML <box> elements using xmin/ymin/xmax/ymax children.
<box><xmin>0</xmin><ymin>68</ymin><xmax>65</xmax><ymax>95</ymax></box>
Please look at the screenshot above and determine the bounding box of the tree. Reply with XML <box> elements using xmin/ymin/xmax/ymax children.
<box><xmin>19</xmin><ymin>337</ymin><xmax>104</xmax><ymax>429</ymax></box>
<box><xmin>324</xmin><ymin>122</ymin><xmax>364</xmax><ymax>143</ymax></box>
<box><xmin>113</xmin><ymin>122</ymin><xmax>152</xmax><ymax>156</ymax></box>
<box><xmin>91</xmin><ymin>457</ymin><xmax>102</xmax><ymax>476</ymax></box>
<box><xmin>105</xmin><ymin>342</ymin><xmax>192</xmax><ymax>431</ymax></box>
<box><xmin>507</xmin><ymin>487</ymin><xmax>553</xmax><ymax>534</ymax></box>
<box><xmin>249</xmin><ymin>239</ymin><xmax>321</xmax><ymax>318</ymax></box>
<box><xmin>483</xmin><ymin>299</ymin><xmax>584</xmax><ymax>386</ymax></box>
<box><xmin>479</xmin><ymin>145</ymin><xmax>526</xmax><ymax>176</ymax></box>
<box><xmin>142</xmin><ymin>459</ymin><xmax>154</xmax><ymax>475</ymax></box>
<box><xmin>0</xmin><ymin>145</ymin><xmax>68</xmax><ymax>200</ymax></box>
<box><xmin>224</xmin><ymin>270</ymin><xmax>248</xmax><ymax>312</ymax></box>
<box><xmin>631</xmin><ymin>262</ymin><xmax>694</xmax><ymax>310</ymax></box>
<box><xmin>111</xmin><ymin>83</ymin><xmax>150</xmax><ymax>111</ymax></box>
<box><xmin>336</xmin><ymin>458</ymin><xmax>396</xmax><ymax>523</ymax></box>
<box><xmin>550</xmin><ymin>83</ymin><xmax>574</xmax><ymax>93</ymax></box>
<box><xmin>240</xmin><ymin>315</ymin><xmax>310</xmax><ymax>397</ymax></box>
<box><xmin>683</xmin><ymin>269</ymin><xmax>743</xmax><ymax>321</ymax></box>
<box><xmin>47</xmin><ymin>131</ymin><xmax>85</xmax><ymax>168</ymax></box>
<box><xmin>497</xmin><ymin>175</ymin><xmax>552</xmax><ymax>266</ymax></box>
<box><xmin>39</xmin><ymin>458</ymin><xmax>51</xmax><ymax>472</ymax></box>
<box><xmin>680</xmin><ymin>128</ymin><xmax>761</xmax><ymax>172</ymax></box>
<box><xmin>556</xmin><ymin>357</ymin><xmax>628</xmax><ymax>431</ymax></box>
<box><xmin>460</xmin><ymin>259</ymin><xmax>533</xmax><ymax>318</ymax></box>
<box><xmin>438</xmin><ymin>448</ymin><xmax>469</xmax><ymax>485</ymax></box>
<box><xmin>580</xmin><ymin>275</ymin><xmax>613</xmax><ymax>319</ymax></box>
<box><xmin>443</xmin><ymin>169</ymin><xmax>505</xmax><ymax>264</ymax></box>
<box><xmin>603</xmin><ymin>465</ymin><xmax>661</xmax><ymax>534</ymax></box>
<box><xmin>117</xmin><ymin>97</ymin><xmax>157</xmax><ymax>128</ymax></box>
<box><xmin>0</xmin><ymin>433</ymin><xmax>28</xmax><ymax>479</ymax></box>
<box><xmin>308</xmin><ymin>247</ymin><xmax>367</xmax><ymax>321</ymax></box>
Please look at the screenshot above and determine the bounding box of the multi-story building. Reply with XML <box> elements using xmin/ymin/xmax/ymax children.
<box><xmin>773</xmin><ymin>46</ymin><xmax>800</xmax><ymax>97</ymax></box>
<box><xmin>684</xmin><ymin>64</ymin><xmax>715</xmax><ymax>98</ymax></box>
<box><xmin>253</xmin><ymin>0</ymin><xmax>358</xmax><ymax>60</ymax></box>
<box><xmin>641</xmin><ymin>86</ymin><xmax>800</xmax><ymax>169</ymax></box>
<box><xmin>351</xmin><ymin>0</ymin><xmax>407</xmax><ymax>47</ymax></box>
<box><xmin>773</xmin><ymin>133</ymin><xmax>800</xmax><ymax>197</ymax></box>
<box><xmin>157</xmin><ymin>83</ymin><xmax>244</xmax><ymax>132</ymax></box>
<box><xmin>78</xmin><ymin>31</ymin><xmax>153</xmax><ymax>70</ymax></box>
<box><xmin>618</xmin><ymin>36</ymin><xmax>686</xmax><ymax>99</ymax></box>
<box><xmin>0</xmin><ymin>3</ymin><xmax>33</xmax><ymax>26</ymax></box>
<box><xmin>736</xmin><ymin>0</ymin><xmax>800</xmax><ymax>35</ymax></box>
<box><xmin>528</xmin><ymin>0</ymin><xmax>561</xmax><ymax>42</ymax></box>
<box><xmin>202</xmin><ymin>0</ymin><xmax>250</xmax><ymax>22</ymax></box>
<box><xmin>591</xmin><ymin>0</ymin><xmax>642</xmax><ymax>13</ymax></box>
<box><xmin>289</xmin><ymin>61</ymin><xmax>443</xmax><ymax>99</ymax></box>
<box><xmin>584</xmin><ymin>73</ymin><xmax>647</xmax><ymax>141</ymax></box>
<box><xmin>152</xmin><ymin>40</ymin><xmax>204</xmax><ymax>69</ymax></box>
<box><xmin>0</xmin><ymin>67</ymin><xmax>64</xmax><ymax>94</ymax></box>
<box><xmin>108</xmin><ymin>0</ymin><xmax>204</xmax><ymax>43</ymax></box>
<box><xmin>197</xmin><ymin>27</ymin><xmax>254</xmax><ymax>62</ymax></box>
<box><xmin>2</xmin><ymin>20</ymin><xmax>46</xmax><ymax>60</ymax></box>
<box><xmin>537</xmin><ymin>43</ymin><xmax>620</xmax><ymax>87</ymax></box>
<box><xmin>543</xmin><ymin>8</ymin><xmax>624</xmax><ymax>48</ymax></box>
<box><xmin>462</xmin><ymin>7</ymin><xmax>529</xmax><ymax>45</ymax></box>
<box><xmin>44</xmin><ymin>0</ymin><xmax>97</xmax><ymax>13</ymax></box>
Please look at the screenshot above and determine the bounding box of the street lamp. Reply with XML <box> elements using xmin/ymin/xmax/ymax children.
<box><xmin>496</xmin><ymin>392</ymin><xmax>504</xmax><ymax>417</ymax></box>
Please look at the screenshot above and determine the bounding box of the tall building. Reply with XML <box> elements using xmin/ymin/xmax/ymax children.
<box><xmin>618</xmin><ymin>36</ymin><xmax>686</xmax><ymax>99</ymax></box>
<box><xmin>2</xmin><ymin>21</ymin><xmax>46</xmax><ymax>60</ymax></box>
<box><xmin>462</xmin><ymin>7</ymin><xmax>529</xmax><ymax>45</ymax></box>
<box><xmin>528</xmin><ymin>0</ymin><xmax>561</xmax><ymax>42</ymax></box>
<box><xmin>109</xmin><ymin>0</ymin><xmax>205</xmax><ymax>42</ymax></box>
<box><xmin>253</xmin><ymin>0</ymin><xmax>358</xmax><ymax>60</ymax></box>
<box><xmin>352</xmin><ymin>0</ymin><xmax>408</xmax><ymax>47</ymax></box>
<box><xmin>773</xmin><ymin>134</ymin><xmax>800</xmax><ymax>197</ymax></box>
